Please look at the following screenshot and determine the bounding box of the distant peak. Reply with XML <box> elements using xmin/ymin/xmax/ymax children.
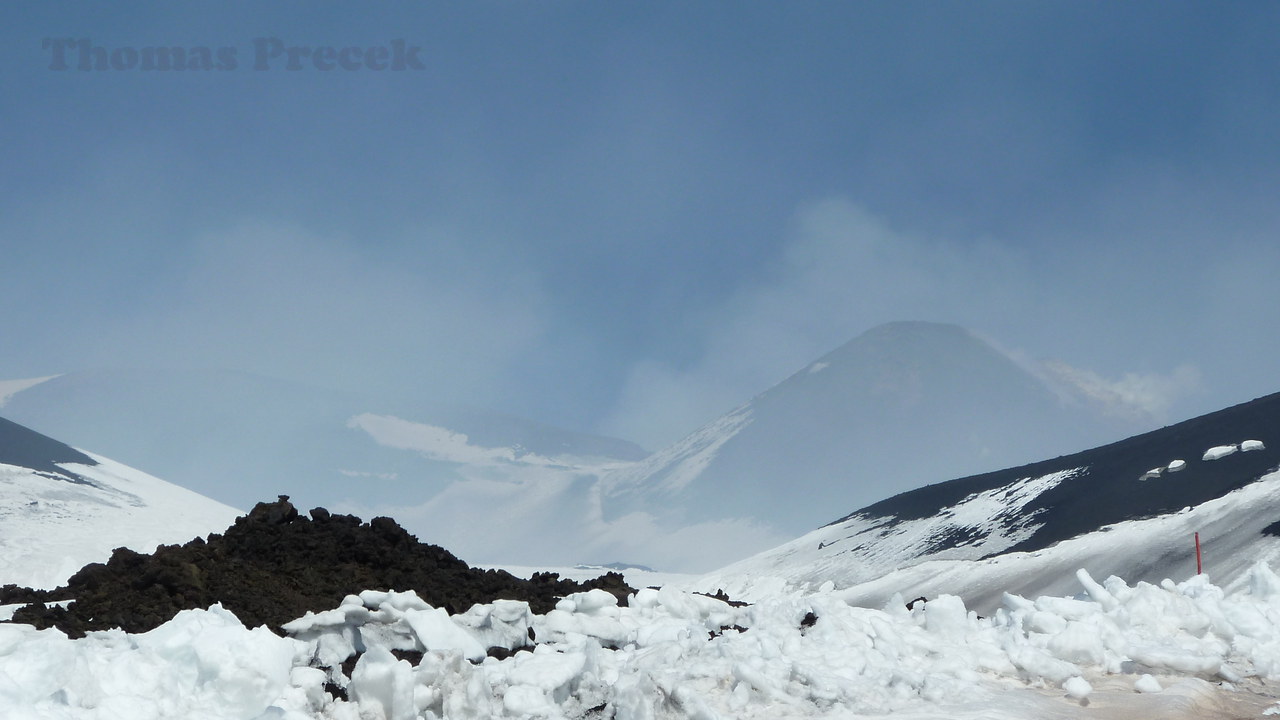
<box><xmin>859</xmin><ymin>321</ymin><xmax>971</xmax><ymax>338</ymax></box>
<box><xmin>812</xmin><ymin>321</ymin><xmax>987</xmax><ymax>364</ymax></box>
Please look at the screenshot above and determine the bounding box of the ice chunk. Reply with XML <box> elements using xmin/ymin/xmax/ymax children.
<box><xmin>507</xmin><ymin>645</ymin><xmax>588</xmax><ymax>694</ymax></box>
<box><xmin>503</xmin><ymin>684</ymin><xmax>556</xmax><ymax>716</ymax></box>
<box><xmin>1062</xmin><ymin>675</ymin><xmax>1092</xmax><ymax>699</ymax></box>
<box><xmin>1025</xmin><ymin>610</ymin><xmax>1067</xmax><ymax>635</ymax></box>
<box><xmin>1134</xmin><ymin>674</ymin><xmax>1162</xmax><ymax>693</ymax></box>
<box><xmin>1167</xmin><ymin>459</ymin><xmax>1186</xmax><ymax>472</ymax></box>
<box><xmin>349</xmin><ymin>646</ymin><xmax>417</xmax><ymax>720</ymax></box>
<box><xmin>453</xmin><ymin>600</ymin><xmax>533</xmax><ymax>652</ymax></box>
<box><xmin>923</xmin><ymin>594</ymin><xmax>969</xmax><ymax>640</ymax></box>
<box><xmin>403</xmin><ymin>607</ymin><xmax>486</xmax><ymax>661</ymax></box>
<box><xmin>569</xmin><ymin>588</ymin><xmax>619</xmax><ymax>614</ymax></box>
<box><xmin>1076</xmin><ymin>568</ymin><xmax>1118</xmax><ymax>611</ymax></box>
<box><xmin>1048</xmin><ymin>623</ymin><xmax>1107</xmax><ymax>665</ymax></box>
<box><xmin>1243</xmin><ymin>439</ymin><xmax>1266</xmax><ymax>452</ymax></box>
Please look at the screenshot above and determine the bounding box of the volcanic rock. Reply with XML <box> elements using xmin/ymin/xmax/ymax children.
<box><xmin>2</xmin><ymin>496</ymin><xmax>633</xmax><ymax>638</ymax></box>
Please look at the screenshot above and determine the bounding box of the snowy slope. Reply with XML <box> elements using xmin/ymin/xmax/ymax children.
<box><xmin>607</xmin><ymin>321</ymin><xmax>1146</xmax><ymax>536</ymax></box>
<box><xmin>700</xmin><ymin>391</ymin><xmax>1280</xmax><ymax>611</ymax></box>
<box><xmin>0</xmin><ymin>416</ymin><xmax>241</xmax><ymax>589</ymax></box>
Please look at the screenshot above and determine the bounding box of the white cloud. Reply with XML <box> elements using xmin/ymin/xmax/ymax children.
<box><xmin>600</xmin><ymin>198</ymin><xmax>1035</xmax><ymax>448</ymax></box>
<box><xmin>335</xmin><ymin>458</ymin><xmax>786</xmax><ymax>572</ymax></box>
<box><xmin>0</xmin><ymin>375</ymin><xmax>60</xmax><ymax>408</ymax></box>
<box><xmin>98</xmin><ymin>221</ymin><xmax>550</xmax><ymax>409</ymax></box>
<box><xmin>1040</xmin><ymin>361</ymin><xmax>1202</xmax><ymax>423</ymax></box>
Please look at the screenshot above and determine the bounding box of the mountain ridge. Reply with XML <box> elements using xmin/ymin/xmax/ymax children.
<box><xmin>609</xmin><ymin>321</ymin><xmax>1148</xmax><ymax>535</ymax></box>
<box><xmin>699</xmin><ymin>389</ymin><xmax>1280</xmax><ymax>611</ymax></box>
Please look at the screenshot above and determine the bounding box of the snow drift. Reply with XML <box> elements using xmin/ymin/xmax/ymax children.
<box><xmin>5</xmin><ymin>565</ymin><xmax>1280</xmax><ymax>718</ymax></box>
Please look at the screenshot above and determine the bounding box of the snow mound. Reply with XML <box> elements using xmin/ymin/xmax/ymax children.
<box><xmin>8</xmin><ymin>565</ymin><xmax>1280</xmax><ymax>718</ymax></box>
<box><xmin>1204</xmin><ymin>445</ymin><xmax>1240</xmax><ymax>461</ymax></box>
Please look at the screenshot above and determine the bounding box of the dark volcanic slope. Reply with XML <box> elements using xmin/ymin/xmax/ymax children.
<box><xmin>0</xmin><ymin>415</ymin><xmax>96</xmax><ymax>479</ymax></box>
<box><xmin>2</xmin><ymin>497</ymin><xmax>631</xmax><ymax>638</ymax></box>
<box><xmin>837</xmin><ymin>391</ymin><xmax>1280</xmax><ymax>556</ymax></box>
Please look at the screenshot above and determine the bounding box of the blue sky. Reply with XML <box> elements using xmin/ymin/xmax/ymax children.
<box><xmin>4</xmin><ymin>2</ymin><xmax>1280</xmax><ymax>448</ymax></box>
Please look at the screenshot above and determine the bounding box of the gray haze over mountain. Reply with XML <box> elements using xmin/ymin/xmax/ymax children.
<box><xmin>0</xmin><ymin>369</ymin><xmax>646</xmax><ymax>513</ymax></box>
<box><xmin>606</xmin><ymin>322</ymin><xmax>1152</xmax><ymax>536</ymax></box>
<box><xmin>5</xmin><ymin>5</ymin><xmax>1280</xmax><ymax>457</ymax></box>
<box><xmin>1</xmin><ymin>321</ymin><xmax>1170</xmax><ymax>571</ymax></box>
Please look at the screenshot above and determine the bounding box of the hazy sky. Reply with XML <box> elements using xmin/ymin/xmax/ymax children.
<box><xmin>4</xmin><ymin>2</ymin><xmax>1280</xmax><ymax>449</ymax></box>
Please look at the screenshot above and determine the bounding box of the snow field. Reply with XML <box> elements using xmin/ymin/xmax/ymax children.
<box><xmin>0</xmin><ymin>454</ymin><xmax>241</xmax><ymax>590</ymax></box>
<box><xmin>8</xmin><ymin>564</ymin><xmax>1280</xmax><ymax>718</ymax></box>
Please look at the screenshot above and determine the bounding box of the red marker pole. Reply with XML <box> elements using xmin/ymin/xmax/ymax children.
<box><xmin>1195</xmin><ymin>532</ymin><xmax>1203</xmax><ymax>575</ymax></box>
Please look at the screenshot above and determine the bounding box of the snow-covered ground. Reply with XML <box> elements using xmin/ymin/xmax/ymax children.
<box><xmin>0</xmin><ymin>453</ymin><xmax>241</xmax><ymax>590</ymax></box>
<box><xmin>6</xmin><ymin>565</ymin><xmax>1280</xmax><ymax>718</ymax></box>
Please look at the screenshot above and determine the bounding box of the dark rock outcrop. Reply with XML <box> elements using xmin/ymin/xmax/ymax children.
<box><xmin>4</xmin><ymin>496</ymin><xmax>633</xmax><ymax>638</ymax></box>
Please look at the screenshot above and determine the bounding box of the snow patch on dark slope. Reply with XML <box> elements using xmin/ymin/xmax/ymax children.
<box><xmin>844</xmin><ymin>389</ymin><xmax>1280</xmax><ymax>554</ymax></box>
<box><xmin>609</xmin><ymin>321</ymin><xmax>1145</xmax><ymax>536</ymax></box>
<box><xmin>701</xmin><ymin>390</ymin><xmax>1280</xmax><ymax>611</ymax></box>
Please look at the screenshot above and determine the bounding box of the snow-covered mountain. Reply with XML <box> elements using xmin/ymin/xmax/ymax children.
<box><xmin>700</xmin><ymin>390</ymin><xmax>1280</xmax><ymax>612</ymax></box>
<box><xmin>607</xmin><ymin>321</ymin><xmax>1145</xmax><ymax>536</ymax></box>
<box><xmin>0</xmin><ymin>369</ymin><xmax>646</xmax><ymax>512</ymax></box>
<box><xmin>10</xmin><ymin>400</ymin><xmax>1280</xmax><ymax>718</ymax></box>
<box><xmin>0</xmin><ymin>415</ymin><xmax>240</xmax><ymax>589</ymax></box>
<box><xmin>0</xmin><ymin>369</ymin><xmax>657</xmax><ymax>570</ymax></box>
<box><xmin>0</xmin><ymin>322</ymin><xmax>1158</xmax><ymax>573</ymax></box>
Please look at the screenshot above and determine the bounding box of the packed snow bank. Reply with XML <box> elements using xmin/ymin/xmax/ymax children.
<box><xmin>7</xmin><ymin>566</ymin><xmax>1280</xmax><ymax>718</ymax></box>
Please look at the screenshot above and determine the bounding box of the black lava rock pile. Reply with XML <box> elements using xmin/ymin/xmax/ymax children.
<box><xmin>1</xmin><ymin>496</ymin><xmax>633</xmax><ymax>638</ymax></box>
